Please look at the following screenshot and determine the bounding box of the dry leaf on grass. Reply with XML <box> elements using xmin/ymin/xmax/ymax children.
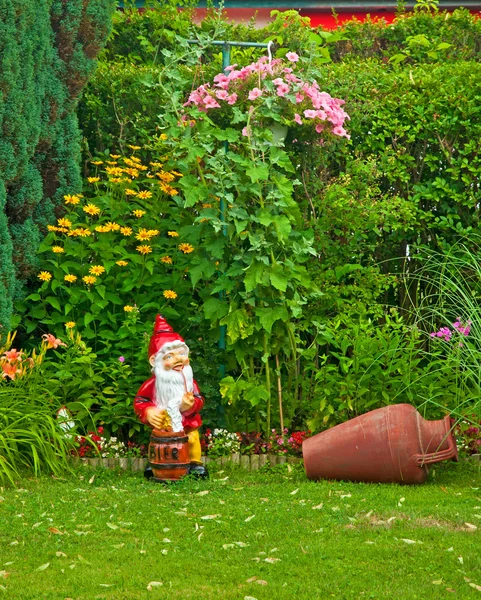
<box><xmin>264</xmin><ymin>557</ymin><xmax>281</xmax><ymax>563</ymax></box>
<box><xmin>246</xmin><ymin>577</ymin><xmax>258</xmax><ymax>583</ymax></box>
<box><xmin>147</xmin><ymin>581</ymin><xmax>163</xmax><ymax>590</ymax></box>
<box><xmin>469</xmin><ymin>583</ymin><xmax>481</xmax><ymax>592</ymax></box>
<box><xmin>0</xmin><ymin>571</ymin><xmax>9</xmax><ymax>579</ymax></box>
<box><xmin>256</xmin><ymin>580</ymin><xmax>268</xmax><ymax>585</ymax></box>
<box><xmin>201</xmin><ymin>514</ymin><xmax>220</xmax><ymax>520</ymax></box>
<box><xmin>36</xmin><ymin>563</ymin><xmax>50</xmax><ymax>571</ymax></box>
<box><xmin>290</xmin><ymin>489</ymin><xmax>299</xmax><ymax>495</ymax></box>
<box><xmin>106</xmin><ymin>523</ymin><xmax>118</xmax><ymax>530</ymax></box>
<box><xmin>196</xmin><ymin>490</ymin><xmax>209</xmax><ymax>496</ymax></box>
<box><xmin>245</xmin><ymin>515</ymin><xmax>255</xmax><ymax>522</ymax></box>
<box><xmin>312</xmin><ymin>503</ymin><xmax>323</xmax><ymax>510</ymax></box>
<box><xmin>55</xmin><ymin>552</ymin><xmax>67</xmax><ymax>558</ymax></box>
<box><xmin>49</xmin><ymin>527</ymin><xmax>63</xmax><ymax>535</ymax></box>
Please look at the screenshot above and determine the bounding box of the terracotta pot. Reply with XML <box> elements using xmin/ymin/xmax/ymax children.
<box><xmin>303</xmin><ymin>404</ymin><xmax>458</xmax><ymax>484</ymax></box>
<box><xmin>149</xmin><ymin>429</ymin><xmax>190</xmax><ymax>482</ymax></box>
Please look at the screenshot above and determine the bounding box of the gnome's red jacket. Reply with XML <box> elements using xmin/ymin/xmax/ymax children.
<box><xmin>133</xmin><ymin>377</ymin><xmax>203</xmax><ymax>432</ymax></box>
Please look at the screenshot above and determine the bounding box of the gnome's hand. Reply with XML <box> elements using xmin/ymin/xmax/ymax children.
<box><xmin>180</xmin><ymin>392</ymin><xmax>195</xmax><ymax>412</ymax></box>
<box><xmin>145</xmin><ymin>407</ymin><xmax>165</xmax><ymax>429</ymax></box>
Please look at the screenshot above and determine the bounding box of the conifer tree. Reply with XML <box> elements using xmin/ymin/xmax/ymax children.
<box><xmin>0</xmin><ymin>0</ymin><xmax>114</xmax><ymax>335</ymax></box>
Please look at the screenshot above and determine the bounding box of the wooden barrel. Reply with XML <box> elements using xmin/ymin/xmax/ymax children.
<box><xmin>149</xmin><ymin>429</ymin><xmax>190</xmax><ymax>482</ymax></box>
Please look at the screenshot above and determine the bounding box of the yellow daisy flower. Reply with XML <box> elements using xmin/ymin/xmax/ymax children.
<box><xmin>133</xmin><ymin>210</ymin><xmax>146</xmax><ymax>218</ymax></box>
<box><xmin>161</xmin><ymin>256</ymin><xmax>173</xmax><ymax>264</ymax></box>
<box><xmin>105</xmin><ymin>167</ymin><xmax>124</xmax><ymax>176</ymax></box>
<box><xmin>64</xmin><ymin>274</ymin><xmax>77</xmax><ymax>283</ymax></box>
<box><xmin>116</xmin><ymin>260</ymin><xmax>128</xmax><ymax>266</ymax></box>
<box><xmin>110</xmin><ymin>154</ymin><xmax>121</xmax><ymax>159</ymax></box>
<box><xmin>87</xmin><ymin>177</ymin><xmax>100</xmax><ymax>183</ymax></box>
<box><xmin>128</xmin><ymin>145</ymin><xmax>141</xmax><ymax>150</ymax></box>
<box><xmin>82</xmin><ymin>275</ymin><xmax>97</xmax><ymax>285</ymax></box>
<box><xmin>146</xmin><ymin>174</ymin><xmax>155</xmax><ymax>179</ymax></box>
<box><xmin>178</xmin><ymin>243</ymin><xmax>194</xmax><ymax>254</ymax></box>
<box><xmin>69</xmin><ymin>228</ymin><xmax>92</xmax><ymax>237</ymax></box>
<box><xmin>136</xmin><ymin>244</ymin><xmax>152</xmax><ymax>255</ymax></box>
<box><xmin>106</xmin><ymin>160</ymin><xmax>118</xmax><ymax>165</ymax></box>
<box><xmin>89</xmin><ymin>265</ymin><xmax>105</xmax><ymax>276</ymax></box>
<box><xmin>150</xmin><ymin>162</ymin><xmax>163</xmax><ymax>168</ymax></box>
<box><xmin>65</xmin><ymin>321</ymin><xmax>76</xmax><ymax>329</ymax></box>
<box><xmin>123</xmin><ymin>305</ymin><xmax>135</xmax><ymax>312</ymax></box>
<box><xmin>159</xmin><ymin>133</ymin><xmax>168</xmax><ymax>141</ymax></box>
<box><xmin>91</xmin><ymin>160</ymin><xmax>103</xmax><ymax>165</ymax></box>
<box><xmin>202</xmin><ymin>203</ymin><xmax>213</xmax><ymax>209</ymax></box>
<box><xmin>52</xmin><ymin>246</ymin><xmax>65</xmax><ymax>253</ymax></box>
<box><xmin>57</xmin><ymin>218</ymin><xmax>72</xmax><ymax>228</ymax></box>
<box><xmin>129</xmin><ymin>155</ymin><xmax>141</xmax><ymax>163</ymax></box>
<box><xmin>125</xmin><ymin>189</ymin><xmax>137</xmax><ymax>196</ymax></box>
<box><xmin>64</xmin><ymin>194</ymin><xmax>80</xmax><ymax>205</ymax></box>
<box><xmin>83</xmin><ymin>203</ymin><xmax>101</xmax><ymax>216</ymax></box>
<box><xmin>38</xmin><ymin>271</ymin><xmax>52</xmax><ymax>282</ymax></box>
<box><xmin>157</xmin><ymin>171</ymin><xmax>175</xmax><ymax>183</ymax></box>
<box><xmin>105</xmin><ymin>222</ymin><xmax>120</xmax><ymax>231</ymax></box>
<box><xmin>47</xmin><ymin>225</ymin><xmax>60</xmax><ymax>232</ymax></box>
<box><xmin>163</xmin><ymin>290</ymin><xmax>178</xmax><ymax>299</ymax></box>
<box><xmin>167</xmin><ymin>231</ymin><xmax>179</xmax><ymax>237</ymax></box>
<box><xmin>136</xmin><ymin>190</ymin><xmax>153</xmax><ymax>199</ymax></box>
<box><xmin>159</xmin><ymin>182</ymin><xmax>178</xmax><ymax>196</ymax></box>
<box><xmin>109</xmin><ymin>177</ymin><xmax>123</xmax><ymax>184</ymax></box>
<box><xmin>95</xmin><ymin>225</ymin><xmax>110</xmax><ymax>233</ymax></box>
<box><xmin>120</xmin><ymin>226</ymin><xmax>132</xmax><ymax>236</ymax></box>
<box><xmin>124</xmin><ymin>168</ymin><xmax>139</xmax><ymax>178</ymax></box>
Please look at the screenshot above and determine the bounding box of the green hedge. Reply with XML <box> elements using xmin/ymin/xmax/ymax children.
<box><xmin>0</xmin><ymin>0</ymin><xmax>114</xmax><ymax>334</ymax></box>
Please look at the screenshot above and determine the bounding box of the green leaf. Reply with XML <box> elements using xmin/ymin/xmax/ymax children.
<box><xmin>203</xmin><ymin>297</ymin><xmax>228</xmax><ymax>322</ymax></box>
<box><xmin>257</xmin><ymin>209</ymin><xmax>273</xmax><ymax>227</ymax></box>
<box><xmin>246</xmin><ymin>164</ymin><xmax>269</xmax><ymax>182</ymax></box>
<box><xmin>211</xmin><ymin>128</ymin><xmax>240</xmax><ymax>142</ymax></box>
<box><xmin>45</xmin><ymin>296</ymin><xmax>61</xmax><ymax>311</ymax></box>
<box><xmin>220</xmin><ymin>308</ymin><xmax>255</xmax><ymax>343</ymax></box>
<box><xmin>273</xmin><ymin>215</ymin><xmax>292</xmax><ymax>241</ymax></box>
<box><xmin>269</xmin><ymin>266</ymin><xmax>288</xmax><ymax>292</ymax></box>
<box><xmin>256</xmin><ymin>305</ymin><xmax>289</xmax><ymax>333</ymax></box>
<box><xmin>84</xmin><ymin>313</ymin><xmax>95</xmax><ymax>326</ymax></box>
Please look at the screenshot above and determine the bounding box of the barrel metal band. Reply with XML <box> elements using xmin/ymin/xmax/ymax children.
<box><xmin>151</xmin><ymin>436</ymin><xmax>188</xmax><ymax>444</ymax></box>
<box><xmin>150</xmin><ymin>462</ymin><xmax>190</xmax><ymax>469</ymax></box>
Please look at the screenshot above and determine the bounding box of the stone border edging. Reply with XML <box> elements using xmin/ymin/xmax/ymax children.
<box><xmin>70</xmin><ymin>454</ymin><xmax>303</xmax><ymax>472</ymax></box>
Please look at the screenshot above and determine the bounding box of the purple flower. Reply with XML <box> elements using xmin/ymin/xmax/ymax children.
<box><xmin>118</xmin><ymin>356</ymin><xmax>125</xmax><ymax>363</ymax></box>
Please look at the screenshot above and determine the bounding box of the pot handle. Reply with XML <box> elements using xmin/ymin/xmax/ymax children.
<box><xmin>414</xmin><ymin>432</ymin><xmax>457</xmax><ymax>466</ymax></box>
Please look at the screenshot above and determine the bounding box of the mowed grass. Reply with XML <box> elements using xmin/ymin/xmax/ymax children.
<box><xmin>0</xmin><ymin>461</ymin><xmax>480</xmax><ymax>600</ymax></box>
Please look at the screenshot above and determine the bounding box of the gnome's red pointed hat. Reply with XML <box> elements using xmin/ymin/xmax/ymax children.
<box><xmin>148</xmin><ymin>314</ymin><xmax>188</xmax><ymax>358</ymax></box>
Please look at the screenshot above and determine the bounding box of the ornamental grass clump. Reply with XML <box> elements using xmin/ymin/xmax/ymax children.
<box><xmin>0</xmin><ymin>333</ymin><xmax>75</xmax><ymax>484</ymax></box>
<box><xmin>184</xmin><ymin>53</ymin><xmax>350</xmax><ymax>142</ymax></box>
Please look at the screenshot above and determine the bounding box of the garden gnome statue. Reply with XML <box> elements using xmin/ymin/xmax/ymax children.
<box><xmin>134</xmin><ymin>315</ymin><xmax>208</xmax><ymax>479</ymax></box>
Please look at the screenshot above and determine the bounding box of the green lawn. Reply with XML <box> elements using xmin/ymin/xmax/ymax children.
<box><xmin>0</xmin><ymin>461</ymin><xmax>480</xmax><ymax>599</ymax></box>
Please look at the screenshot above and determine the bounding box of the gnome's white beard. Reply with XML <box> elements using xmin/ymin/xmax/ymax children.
<box><xmin>153</xmin><ymin>360</ymin><xmax>194</xmax><ymax>433</ymax></box>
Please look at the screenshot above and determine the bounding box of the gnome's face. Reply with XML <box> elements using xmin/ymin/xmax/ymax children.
<box><xmin>149</xmin><ymin>342</ymin><xmax>190</xmax><ymax>372</ymax></box>
<box><xmin>150</xmin><ymin>342</ymin><xmax>194</xmax><ymax>412</ymax></box>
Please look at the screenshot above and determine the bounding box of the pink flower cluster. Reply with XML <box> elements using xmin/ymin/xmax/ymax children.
<box><xmin>184</xmin><ymin>55</ymin><xmax>349</xmax><ymax>140</ymax></box>
<box><xmin>430</xmin><ymin>318</ymin><xmax>472</xmax><ymax>342</ymax></box>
